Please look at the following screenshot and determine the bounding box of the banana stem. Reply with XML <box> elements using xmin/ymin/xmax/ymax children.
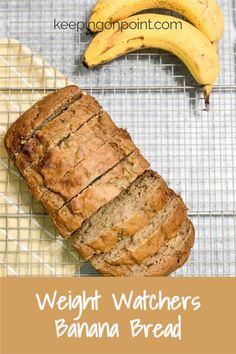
<box><xmin>203</xmin><ymin>85</ymin><xmax>213</xmax><ymax>111</ymax></box>
<box><xmin>83</xmin><ymin>59</ymin><xmax>90</xmax><ymax>69</ymax></box>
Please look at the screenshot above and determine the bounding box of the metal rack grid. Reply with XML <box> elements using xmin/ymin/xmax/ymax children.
<box><xmin>0</xmin><ymin>0</ymin><xmax>235</xmax><ymax>276</ymax></box>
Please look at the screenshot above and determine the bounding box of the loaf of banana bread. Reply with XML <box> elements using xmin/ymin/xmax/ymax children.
<box><xmin>4</xmin><ymin>85</ymin><xmax>194</xmax><ymax>276</ymax></box>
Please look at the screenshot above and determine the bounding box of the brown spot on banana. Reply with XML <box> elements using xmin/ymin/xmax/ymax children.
<box><xmin>126</xmin><ymin>36</ymin><xmax>145</xmax><ymax>50</ymax></box>
<box><xmin>100</xmin><ymin>45</ymin><xmax>113</xmax><ymax>55</ymax></box>
<box><xmin>198</xmin><ymin>0</ymin><xmax>208</xmax><ymax>5</ymax></box>
<box><xmin>127</xmin><ymin>36</ymin><xmax>145</xmax><ymax>42</ymax></box>
<box><xmin>198</xmin><ymin>0</ymin><xmax>209</xmax><ymax>16</ymax></box>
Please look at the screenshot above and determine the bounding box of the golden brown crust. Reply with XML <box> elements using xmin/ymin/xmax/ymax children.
<box><xmin>52</xmin><ymin>150</ymin><xmax>149</xmax><ymax>238</ymax></box>
<box><xmin>16</xmin><ymin>95</ymin><xmax>101</xmax><ymax>169</ymax></box>
<box><xmin>15</xmin><ymin>111</ymin><xmax>117</xmax><ymax>201</ymax></box>
<box><xmin>4</xmin><ymin>86</ymin><xmax>82</xmax><ymax>160</ymax></box>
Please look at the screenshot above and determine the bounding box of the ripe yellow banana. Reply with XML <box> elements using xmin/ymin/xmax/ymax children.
<box><xmin>89</xmin><ymin>0</ymin><xmax>224</xmax><ymax>43</ymax></box>
<box><xmin>84</xmin><ymin>15</ymin><xmax>219</xmax><ymax>109</ymax></box>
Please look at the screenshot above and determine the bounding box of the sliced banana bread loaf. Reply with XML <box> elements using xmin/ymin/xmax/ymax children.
<box><xmin>4</xmin><ymin>85</ymin><xmax>194</xmax><ymax>275</ymax></box>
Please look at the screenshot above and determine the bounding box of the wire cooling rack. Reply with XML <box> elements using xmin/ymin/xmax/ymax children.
<box><xmin>0</xmin><ymin>0</ymin><xmax>235</xmax><ymax>277</ymax></box>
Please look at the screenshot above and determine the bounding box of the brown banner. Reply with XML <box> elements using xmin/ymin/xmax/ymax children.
<box><xmin>0</xmin><ymin>278</ymin><xmax>236</xmax><ymax>354</ymax></box>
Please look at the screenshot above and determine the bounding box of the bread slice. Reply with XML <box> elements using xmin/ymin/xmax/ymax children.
<box><xmin>51</xmin><ymin>150</ymin><xmax>149</xmax><ymax>238</ymax></box>
<box><xmin>90</xmin><ymin>219</ymin><xmax>195</xmax><ymax>276</ymax></box>
<box><xmin>73</xmin><ymin>170</ymin><xmax>170</xmax><ymax>259</ymax></box>
<box><xmin>14</xmin><ymin>95</ymin><xmax>102</xmax><ymax>173</ymax></box>
<box><xmin>4</xmin><ymin>85</ymin><xmax>82</xmax><ymax>160</ymax></box>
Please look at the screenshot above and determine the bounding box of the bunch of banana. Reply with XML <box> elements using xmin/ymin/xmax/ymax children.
<box><xmin>84</xmin><ymin>0</ymin><xmax>224</xmax><ymax>109</ymax></box>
